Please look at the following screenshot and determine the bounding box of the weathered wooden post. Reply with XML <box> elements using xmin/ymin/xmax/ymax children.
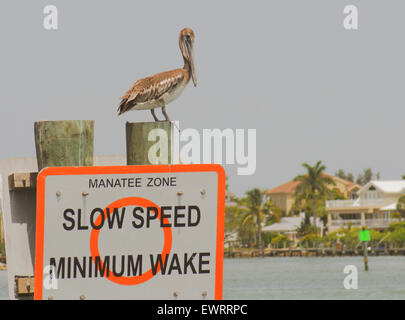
<box><xmin>359</xmin><ymin>227</ymin><xmax>370</xmax><ymax>271</ymax></box>
<box><xmin>126</xmin><ymin>121</ymin><xmax>175</xmax><ymax>165</ymax></box>
<box><xmin>363</xmin><ymin>242</ymin><xmax>369</xmax><ymax>271</ymax></box>
<box><xmin>34</xmin><ymin>120</ymin><xmax>94</xmax><ymax>170</ymax></box>
<box><xmin>1</xmin><ymin>121</ymin><xmax>95</xmax><ymax>299</ymax></box>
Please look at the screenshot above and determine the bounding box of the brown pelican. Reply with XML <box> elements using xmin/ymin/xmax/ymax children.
<box><xmin>117</xmin><ymin>28</ymin><xmax>197</xmax><ymax>122</ymax></box>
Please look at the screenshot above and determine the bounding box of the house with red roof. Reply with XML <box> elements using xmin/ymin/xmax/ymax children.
<box><xmin>266</xmin><ymin>174</ymin><xmax>361</xmax><ymax>215</ymax></box>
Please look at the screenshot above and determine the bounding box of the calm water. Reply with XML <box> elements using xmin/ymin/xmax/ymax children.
<box><xmin>0</xmin><ymin>256</ymin><xmax>404</xmax><ymax>299</ymax></box>
<box><xmin>223</xmin><ymin>256</ymin><xmax>405</xmax><ymax>300</ymax></box>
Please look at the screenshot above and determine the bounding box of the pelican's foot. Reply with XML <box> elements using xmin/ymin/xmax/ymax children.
<box><xmin>151</xmin><ymin>109</ymin><xmax>159</xmax><ymax>122</ymax></box>
<box><xmin>161</xmin><ymin>106</ymin><xmax>171</xmax><ymax>122</ymax></box>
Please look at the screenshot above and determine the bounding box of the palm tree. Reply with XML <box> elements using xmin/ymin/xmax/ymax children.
<box><xmin>294</xmin><ymin>161</ymin><xmax>335</xmax><ymax>233</ymax></box>
<box><xmin>239</xmin><ymin>188</ymin><xmax>280</xmax><ymax>255</ymax></box>
<box><xmin>397</xmin><ymin>194</ymin><xmax>405</xmax><ymax>216</ymax></box>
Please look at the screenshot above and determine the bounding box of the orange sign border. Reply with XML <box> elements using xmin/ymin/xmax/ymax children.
<box><xmin>34</xmin><ymin>164</ymin><xmax>225</xmax><ymax>300</ymax></box>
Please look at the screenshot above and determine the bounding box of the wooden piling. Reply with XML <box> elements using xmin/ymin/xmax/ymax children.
<box><xmin>126</xmin><ymin>121</ymin><xmax>174</xmax><ymax>165</ymax></box>
<box><xmin>34</xmin><ymin>120</ymin><xmax>94</xmax><ymax>171</ymax></box>
<box><xmin>363</xmin><ymin>241</ymin><xmax>369</xmax><ymax>271</ymax></box>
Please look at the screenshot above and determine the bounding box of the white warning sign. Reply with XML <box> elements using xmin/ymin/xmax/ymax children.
<box><xmin>34</xmin><ymin>164</ymin><xmax>225</xmax><ymax>300</ymax></box>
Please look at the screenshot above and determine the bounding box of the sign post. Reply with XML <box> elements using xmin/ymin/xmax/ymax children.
<box><xmin>34</xmin><ymin>164</ymin><xmax>225</xmax><ymax>300</ymax></box>
<box><xmin>359</xmin><ymin>228</ymin><xmax>370</xmax><ymax>271</ymax></box>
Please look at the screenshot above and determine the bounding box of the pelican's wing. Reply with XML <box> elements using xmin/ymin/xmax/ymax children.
<box><xmin>118</xmin><ymin>69</ymin><xmax>185</xmax><ymax>115</ymax></box>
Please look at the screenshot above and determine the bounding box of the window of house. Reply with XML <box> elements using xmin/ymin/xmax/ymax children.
<box><xmin>363</xmin><ymin>189</ymin><xmax>380</xmax><ymax>200</ymax></box>
<box><xmin>350</xmin><ymin>193</ymin><xmax>359</xmax><ymax>199</ymax></box>
<box><xmin>339</xmin><ymin>213</ymin><xmax>360</xmax><ymax>220</ymax></box>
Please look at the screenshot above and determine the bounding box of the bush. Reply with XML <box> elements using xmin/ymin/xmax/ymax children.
<box><xmin>299</xmin><ymin>233</ymin><xmax>322</xmax><ymax>247</ymax></box>
<box><xmin>297</xmin><ymin>221</ymin><xmax>319</xmax><ymax>237</ymax></box>
<box><xmin>0</xmin><ymin>239</ymin><xmax>4</xmax><ymax>255</ymax></box>
<box><xmin>261</xmin><ymin>232</ymin><xmax>279</xmax><ymax>248</ymax></box>
<box><xmin>388</xmin><ymin>221</ymin><xmax>405</xmax><ymax>231</ymax></box>
<box><xmin>387</xmin><ymin>228</ymin><xmax>405</xmax><ymax>242</ymax></box>
<box><xmin>323</xmin><ymin>227</ymin><xmax>362</xmax><ymax>247</ymax></box>
<box><xmin>271</xmin><ymin>234</ymin><xmax>288</xmax><ymax>245</ymax></box>
<box><xmin>325</xmin><ymin>225</ymin><xmax>404</xmax><ymax>246</ymax></box>
<box><xmin>369</xmin><ymin>229</ymin><xmax>385</xmax><ymax>242</ymax></box>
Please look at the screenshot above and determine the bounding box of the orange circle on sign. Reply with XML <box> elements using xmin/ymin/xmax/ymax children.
<box><xmin>89</xmin><ymin>197</ymin><xmax>172</xmax><ymax>285</ymax></box>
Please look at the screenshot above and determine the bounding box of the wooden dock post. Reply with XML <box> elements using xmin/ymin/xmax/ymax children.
<box><xmin>363</xmin><ymin>241</ymin><xmax>369</xmax><ymax>271</ymax></box>
<box><xmin>34</xmin><ymin>120</ymin><xmax>94</xmax><ymax>170</ymax></box>
<box><xmin>126</xmin><ymin>121</ymin><xmax>175</xmax><ymax>165</ymax></box>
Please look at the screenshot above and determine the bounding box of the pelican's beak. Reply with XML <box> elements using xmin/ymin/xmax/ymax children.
<box><xmin>190</xmin><ymin>45</ymin><xmax>197</xmax><ymax>87</ymax></box>
<box><xmin>184</xmin><ymin>37</ymin><xmax>197</xmax><ymax>87</ymax></box>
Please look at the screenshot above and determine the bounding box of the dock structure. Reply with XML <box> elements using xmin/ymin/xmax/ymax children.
<box><xmin>0</xmin><ymin>120</ymin><xmax>177</xmax><ymax>299</ymax></box>
<box><xmin>224</xmin><ymin>241</ymin><xmax>405</xmax><ymax>258</ymax></box>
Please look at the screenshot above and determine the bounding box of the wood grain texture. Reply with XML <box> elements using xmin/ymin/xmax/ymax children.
<box><xmin>34</xmin><ymin>120</ymin><xmax>94</xmax><ymax>171</ymax></box>
<box><xmin>126</xmin><ymin>121</ymin><xmax>173</xmax><ymax>165</ymax></box>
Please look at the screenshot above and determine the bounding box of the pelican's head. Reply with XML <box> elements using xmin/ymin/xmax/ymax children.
<box><xmin>179</xmin><ymin>28</ymin><xmax>197</xmax><ymax>87</ymax></box>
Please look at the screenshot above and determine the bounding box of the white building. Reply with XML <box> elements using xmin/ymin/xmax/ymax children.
<box><xmin>326</xmin><ymin>180</ymin><xmax>405</xmax><ymax>232</ymax></box>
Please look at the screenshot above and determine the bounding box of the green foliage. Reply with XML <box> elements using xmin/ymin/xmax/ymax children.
<box><xmin>397</xmin><ymin>195</ymin><xmax>405</xmax><ymax>214</ymax></box>
<box><xmin>387</xmin><ymin>227</ymin><xmax>405</xmax><ymax>242</ymax></box>
<box><xmin>238</xmin><ymin>188</ymin><xmax>281</xmax><ymax>249</ymax></box>
<box><xmin>355</xmin><ymin>168</ymin><xmax>379</xmax><ymax>185</ymax></box>
<box><xmin>270</xmin><ymin>234</ymin><xmax>288</xmax><ymax>245</ymax></box>
<box><xmin>0</xmin><ymin>239</ymin><xmax>4</xmax><ymax>255</ymax></box>
<box><xmin>369</xmin><ymin>229</ymin><xmax>385</xmax><ymax>242</ymax></box>
<box><xmin>388</xmin><ymin>221</ymin><xmax>405</xmax><ymax>232</ymax></box>
<box><xmin>297</xmin><ymin>218</ymin><xmax>319</xmax><ymax>237</ymax></box>
<box><xmin>329</xmin><ymin>188</ymin><xmax>346</xmax><ymax>200</ymax></box>
<box><xmin>225</xmin><ymin>204</ymin><xmax>256</xmax><ymax>247</ymax></box>
<box><xmin>324</xmin><ymin>223</ymin><xmax>405</xmax><ymax>245</ymax></box>
<box><xmin>237</xmin><ymin>222</ymin><xmax>256</xmax><ymax>247</ymax></box>
<box><xmin>261</xmin><ymin>232</ymin><xmax>279</xmax><ymax>248</ymax></box>
<box><xmin>225</xmin><ymin>205</ymin><xmax>241</xmax><ymax>234</ymax></box>
<box><xmin>335</xmin><ymin>169</ymin><xmax>354</xmax><ymax>182</ymax></box>
<box><xmin>299</xmin><ymin>233</ymin><xmax>322</xmax><ymax>247</ymax></box>
<box><xmin>391</xmin><ymin>211</ymin><xmax>402</xmax><ymax>220</ymax></box>
<box><xmin>386</xmin><ymin>222</ymin><xmax>405</xmax><ymax>242</ymax></box>
<box><xmin>293</xmin><ymin>160</ymin><xmax>335</xmax><ymax>229</ymax></box>
<box><xmin>225</xmin><ymin>185</ymin><xmax>282</xmax><ymax>248</ymax></box>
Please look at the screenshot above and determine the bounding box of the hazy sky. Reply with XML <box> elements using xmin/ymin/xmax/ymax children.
<box><xmin>0</xmin><ymin>0</ymin><xmax>404</xmax><ymax>196</ymax></box>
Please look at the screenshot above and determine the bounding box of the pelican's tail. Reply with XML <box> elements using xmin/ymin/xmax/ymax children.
<box><xmin>117</xmin><ymin>99</ymin><xmax>129</xmax><ymax>115</ymax></box>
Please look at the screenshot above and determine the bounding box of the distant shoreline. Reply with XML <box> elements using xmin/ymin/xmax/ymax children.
<box><xmin>225</xmin><ymin>247</ymin><xmax>405</xmax><ymax>258</ymax></box>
